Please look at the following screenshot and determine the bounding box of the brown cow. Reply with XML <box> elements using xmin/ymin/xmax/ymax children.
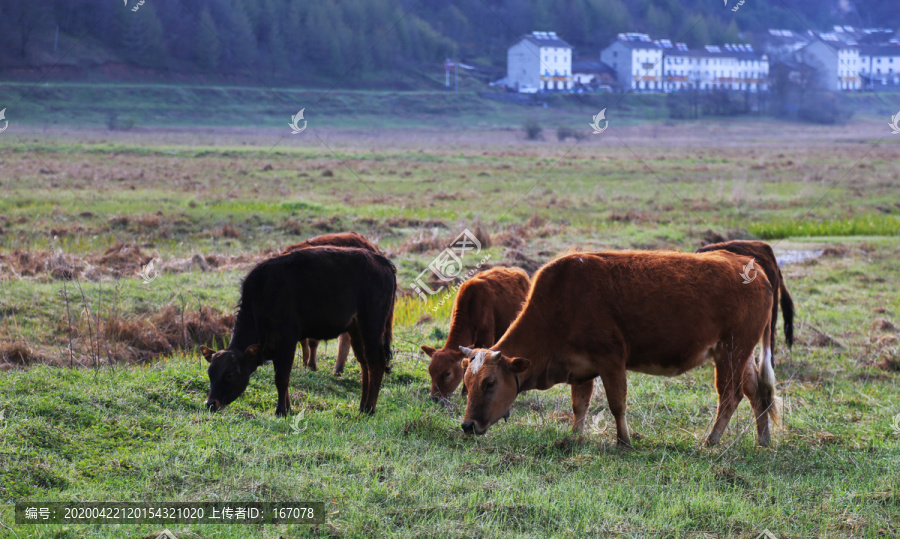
<box><xmin>282</xmin><ymin>232</ymin><xmax>381</xmax><ymax>375</ymax></box>
<box><xmin>421</xmin><ymin>266</ymin><xmax>529</xmax><ymax>401</ymax></box>
<box><xmin>460</xmin><ymin>250</ymin><xmax>778</xmax><ymax>447</ymax></box>
<box><xmin>696</xmin><ymin>240</ymin><xmax>794</xmax><ymax>362</ymax></box>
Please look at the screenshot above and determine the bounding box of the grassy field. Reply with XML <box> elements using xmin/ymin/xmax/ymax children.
<box><xmin>1</xmin><ymin>114</ymin><xmax>899</xmax><ymax>537</ymax></box>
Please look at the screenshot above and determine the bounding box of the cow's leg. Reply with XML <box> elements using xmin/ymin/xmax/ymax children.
<box><xmin>300</xmin><ymin>339</ymin><xmax>310</xmax><ymax>366</ymax></box>
<box><xmin>306</xmin><ymin>339</ymin><xmax>319</xmax><ymax>371</ymax></box>
<box><xmin>273</xmin><ymin>342</ymin><xmax>297</xmax><ymax>417</ymax></box>
<box><xmin>571</xmin><ymin>379</ymin><xmax>594</xmax><ymax>433</ymax></box>
<box><xmin>598</xmin><ymin>366</ymin><xmax>630</xmax><ymax>447</ymax></box>
<box><xmin>333</xmin><ymin>332</ymin><xmax>352</xmax><ymax>376</ymax></box>
<box><xmin>706</xmin><ymin>348</ymin><xmax>744</xmax><ymax>446</ymax></box>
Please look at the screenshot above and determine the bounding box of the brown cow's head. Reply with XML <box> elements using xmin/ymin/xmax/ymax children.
<box><xmin>422</xmin><ymin>345</ymin><xmax>467</xmax><ymax>401</ymax></box>
<box><xmin>201</xmin><ymin>345</ymin><xmax>261</xmax><ymax>411</ymax></box>
<box><xmin>459</xmin><ymin>347</ymin><xmax>529</xmax><ymax>435</ymax></box>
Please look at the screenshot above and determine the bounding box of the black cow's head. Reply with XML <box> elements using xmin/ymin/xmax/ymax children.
<box><xmin>201</xmin><ymin>345</ymin><xmax>261</xmax><ymax>411</ymax></box>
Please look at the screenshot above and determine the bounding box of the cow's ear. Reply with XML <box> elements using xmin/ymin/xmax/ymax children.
<box><xmin>461</xmin><ymin>358</ymin><xmax>470</xmax><ymax>371</ymax></box>
<box><xmin>200</xmin><ymin>346</ymin><xmax>215</xmax><ymax>362</ymax></box>
<box><xmin>508</xmin><ymin>357</ymin><xmax>530</xmax><ymax>373</ymax></box>
<box><xmin>420</xmin><ymin>345</ymin><xmax>436</xmax><ymax>357</ymax></box>
<box><xmin>243</xmin><ymin>345</ymin><xmax>261</xmax><ymax>364</ymax></box>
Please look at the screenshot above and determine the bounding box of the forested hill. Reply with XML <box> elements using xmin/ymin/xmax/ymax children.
<box><xmin>0</xmin><ymin>0</ymin><xmax>897</xmax><ymax>86</ymax></box>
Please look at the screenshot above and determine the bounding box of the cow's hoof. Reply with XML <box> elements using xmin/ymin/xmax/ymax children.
<box><xmin>275</xmin><ymin>408</ymin><xmax>288</xmax><ymax>417</ymax></box>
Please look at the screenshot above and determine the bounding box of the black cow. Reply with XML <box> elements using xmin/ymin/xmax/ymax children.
<box><xmin>201</xmin><ymin>246</ymin><xmax>396</xmax><ymax>416</ymax></box>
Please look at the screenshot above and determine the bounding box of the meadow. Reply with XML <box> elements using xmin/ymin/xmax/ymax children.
<box><xmin>1</xmin><ymin>112</ymin><xmax>899</xmax><ymax>537</ymax></box>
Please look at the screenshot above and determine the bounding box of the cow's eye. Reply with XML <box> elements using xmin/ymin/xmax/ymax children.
<box><xmin>443</xmin><ymin>372</ymin><xmax>451</xmax><ymax>379</ymax></box>
<box><xmin>484</xmin><ymin>381</ymin><xmax>495</xmax><ymax>390</ymax></box>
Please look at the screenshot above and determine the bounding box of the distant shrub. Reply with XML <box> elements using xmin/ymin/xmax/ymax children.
<box><xmin>523</xmin><ymin>120</ymin><xmax>543</xmax><ymax>140</ymax></box>
<box><xmin>106</xmin><ymin>112</ymin><xmax>135</xmax><ymax>131</ymax></box>
<box><xmin>798</xmin><ymin>92</ymin><xmax>853</xmax><ymax>125</ymax></box>
<box><xmin>556</xmin><ymin>126</ymin><xmax>586</xmax><ymax>142</ymax></box>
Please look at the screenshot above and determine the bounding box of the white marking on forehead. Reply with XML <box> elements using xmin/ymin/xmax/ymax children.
<box><xmin>469</xmin><ymin>352</ymin><xmax>486</xmax><ymax>374</ymax></box>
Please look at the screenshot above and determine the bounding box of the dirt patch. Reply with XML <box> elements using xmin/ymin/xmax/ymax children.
<box><xmin>105</xmin><ymin>305</ymin><xmax>235</xmax><ymax>361</ymax></box>
<box><xmin>0</xmin><ymin>246</ymin><xmax>264</xmax><ymax>282</ymax></box>
<box><xmin>0</xmin><ymin>341</ymin><xmax>46</xmax><ymax>366</ymax></box>
<box><xmin>503</xmin><ymin>249</ymin><xmax>543</xmax><ymax>275</ymax></box>
<box><xmin>872</xmin><ymin>318</ymin><xmax>896</xmax><ymax>332</ymax></box>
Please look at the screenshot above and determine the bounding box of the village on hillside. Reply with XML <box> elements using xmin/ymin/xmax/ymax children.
<box><xmin>494</xmin><ymin>27</ymin><xmax>900</xmax><ymax>94</ymax></box>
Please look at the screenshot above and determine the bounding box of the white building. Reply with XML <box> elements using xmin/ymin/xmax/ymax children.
<box><xmin>859</xmin><ymin>45</ymin><xmax>900</xmax><ymax>89</ymax></box>
<box><xmin>506</xmin><ymin>31</ymin><xmax>573</xmax><ymax>92</ymax></box>
<box><xmin>663</xmin><ymin>44</ymin><xmax>768</xmax><ymax>92</ymax></box>
<box><xmin>600</xmin><ymin>33</ymin><xmax>663</xmax><ymax>92</ymax></box>
<box><xmin>796</xmin><ymin>35</ymin><xmax>861</xmax><ymax>91</ymax></box>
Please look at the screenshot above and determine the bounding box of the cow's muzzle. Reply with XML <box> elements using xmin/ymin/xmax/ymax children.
<box><xmin>206</xmin><ymin>399</ymin><xmax>221</xmax><ymax>412</ymax></box>
<box><xmin>461</xmin><ymin>421</ymin><xmax>487</xmax><ymax>435</ymax></box>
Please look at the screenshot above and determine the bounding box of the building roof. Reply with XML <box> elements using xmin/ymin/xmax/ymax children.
<box><xmin>858</xmin><ymin>45</ymin><xmax>900</xmax><ymax>57</ymax></box>
<box><xmin>514</xmin><ymin>31</ymin><xmax>572</xmax><ymax>49</ymax></box>
<box><xmin>663</xmin><ymin>46</ymin><xmax>765</xmax><ymax>60</ymax></box>
<box><xmin>571</xmin><ymin>60</ymin><xmax>616</xmax><ymax>74</ymax></box>
<box><xmin>610</xmin><ymin>40</ymin><xmax>661</xmax><ymax>50</ymax></box>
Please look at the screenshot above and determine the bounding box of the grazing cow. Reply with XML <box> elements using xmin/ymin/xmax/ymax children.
<box><xmin>421</xmin><ymin>266</ymin><xmax>529</xmax><ymax>401</ymax></box>
<box><xmin>460</xmin><ymin>250</ymin><xmax>778</xmax><ymax>447</ymax></box>
<box><xmin>696</xmin><ymin>240</ymin><xmax>794</xmax><ymax>361</ymax></box>
<box><xmin>202</xmin><ymin>246</ymin><xmax>396</xmax><ymax>416</ymax></box>
<box><xmin>283</xmin><ymin>232</ymin><xmax>382</xmax><ymax>374</ymax></box>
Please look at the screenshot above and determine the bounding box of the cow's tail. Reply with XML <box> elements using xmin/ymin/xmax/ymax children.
<box><xmin>382</xmin><ymin>262</ymin><xmax>397</xmax><ymax>374</ymax></box>
<box><xmin>779</xmin><ymin>273</ymin><xmax>795</xmax><ymax>349</ymax></box>
<box><xmin>757</xmin><ymin>320</ymin><xmax>780</xmax><ymax>426</ymax></box>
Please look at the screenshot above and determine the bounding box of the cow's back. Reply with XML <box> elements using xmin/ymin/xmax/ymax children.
<box><xmin>283</xmin><ymin>232</ymin><xmax>379</xmax><ymax>255</ymax></box>
<box><xmin>243</xmin><ymin>246</ymin><xmax>395</xmax><ymax>339</ymax></box>
<box><xmin>451</xmin><ymin>266</ymin><xmax>529</xmax><ymax>346</ymax></box>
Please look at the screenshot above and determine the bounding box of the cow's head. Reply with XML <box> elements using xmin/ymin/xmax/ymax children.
<box><xmin>422</xmin><ymin>345</ymin><xmax>467</xmax><ymax>401</ymax></box>
<box><xmin>459</xmin><ymin>347</ymin><xmax>529</xmax><ymax>435</ymax></box>
<box><xmin>201</xmin><ymin>345</ymin><xmax>261</xmax><ymax>411</ymax></box>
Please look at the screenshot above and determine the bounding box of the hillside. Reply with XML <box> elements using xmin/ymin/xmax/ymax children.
<box><xmin>1</xmin><ymin>0</ymin><xmax>898</xmax><ymax>87</ymax></box>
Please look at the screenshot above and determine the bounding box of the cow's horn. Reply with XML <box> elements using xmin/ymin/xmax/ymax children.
<box><xmin>459</xmin><ymin>346</ymin><xmax>475</xmax><ymax>358</ymax></box>
<box><xmin>490</xmin><ymin>351</ymin><xmax>502</xmax><ymax>361</ymax></box>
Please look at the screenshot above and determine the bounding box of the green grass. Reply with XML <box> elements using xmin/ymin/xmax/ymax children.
<box><xmin>2</xmin><ymin>243</ymin><xmax>900</xmax><ymax>537</ymax></box>
<box><xmin>748</xmin><ymin>214</ymin><xmax>900</xmax><ymax>240</ymax></box>
<box><xmin>2</xmin><ymin>120</ymin><xmax>900</xmax><ymax>537</ymax></box>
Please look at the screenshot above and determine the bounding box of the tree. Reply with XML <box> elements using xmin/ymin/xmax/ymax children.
<box><xmin>124</xmin><ymin>4</ymin><xmax>168</xmax><ymax>68</ymax></box>
<box><xmin>194</xmin><ymin>8</ymin><xmax>221</xmax><ymax>70</ymax></box>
